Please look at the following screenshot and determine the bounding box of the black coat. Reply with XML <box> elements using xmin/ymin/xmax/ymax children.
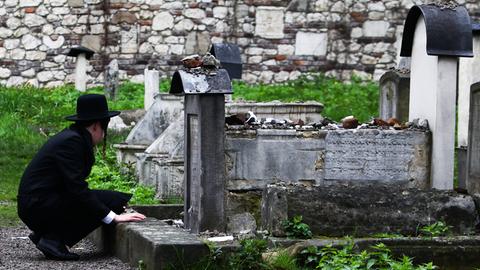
<box><xmin>18</xmin><ymin>125</ymin><xmax>110</xmax><ymax>221</ymax></box>
<box><xmin>17</xmin><ymin>124</ymin><xmax>132</xmax><ymax>246</ymax></box>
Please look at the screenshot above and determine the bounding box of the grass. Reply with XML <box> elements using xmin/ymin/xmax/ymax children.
<box><xmin>232</xmin><ymin>74</ymin><xmax>379</xmax><ymax>122</ymax></box>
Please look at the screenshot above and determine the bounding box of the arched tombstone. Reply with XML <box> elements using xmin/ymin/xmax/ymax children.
<box><xmin>378</xmin><ymin>69</ymin><xmax>410</xmax><ymax>122</ymax></box>
<box><xmin>170</xmin><ymin>68</ymin><xmax>232</xmax><ymax>233</ymax></box>
<box><xmin>457</xmin><ymin>23</ymin><xmax>480</xmax><ymax>189</ymax></box>
<box><xmin>400</xmin><ymin>4</ymin><xmax>473</xmax><ymax>190</ymax></box>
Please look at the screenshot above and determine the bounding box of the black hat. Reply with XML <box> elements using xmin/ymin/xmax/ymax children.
<box><xmin>65</xmin><ymin>94</ymin><xmax>120</xmax><ymax>121</ymax></box>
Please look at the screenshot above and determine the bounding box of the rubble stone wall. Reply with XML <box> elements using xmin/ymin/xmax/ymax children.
<box><xmin>0</xmin><ymin>0</ymin><xmax>479</xmax><ymax>88</ymax></box>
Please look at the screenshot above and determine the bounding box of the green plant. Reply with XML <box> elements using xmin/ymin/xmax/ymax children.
<box><xmin>233</xmin><ymin>74</ymin><xmax>379</xmax><ymax>122</ymax></box>
<box><xmin>282</xmin><ymin>215</ymin><xmax>313</xmax><ymax>239</ymax></box>
<box><xmin>372</xmin><ymin>232</ymin><xmax>404</xmax><ymax>239</ymax></box>
<box><xmin>228</xmin><ymin>238</ymin><xmax>271</xmax><ymax>270</ymax></box>
<box><xmin>87</xmin><ymin>147</ymin><xmax>159</xmax><ymax>205</ymax></box>
<box><xmin>419</xmin><ymin>221</ymin><xmax>451</xmax><ymax>238</ymax></box>
<box><xmin>297</xmin><ymin>242</ymin><xmax>437</xmax><ymax>270</ymax></box>
<box><xmin>269</xmin><ymin>250</ymin><xmax>299</xmax><ymax>270</ymax></box>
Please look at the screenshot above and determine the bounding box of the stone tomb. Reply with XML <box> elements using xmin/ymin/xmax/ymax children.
<box><xmin>467</xmin><ymin>82</ymin><xmax>480</xmax><ymax>194</ymax></box>
<box><xmin>400</xmin><ymin>5</ymin><xmax>473</xmax><ymax>189</ymax></box>
<box><xmin>457</xmin><ymin>23</ymin><xmax>480</xmax><ymax>189</ymax></box>
<box><xmin>225</xmin><ymin>128</ymin><xmax>430</xmax><ymax>191</ymax></box>
<box><xmin>170</xmin><ymin>69</ymin><xmax>232</xmax><ymax>233</ymax></box>
<box><xmin>114</xmin><ymin>93</ymin><xmax>183</xmax><ymax>165</ymax></box>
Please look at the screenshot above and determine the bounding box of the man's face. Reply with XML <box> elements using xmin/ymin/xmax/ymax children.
<box><xmin>92</xmin><ymin>122</ymin><xmax>105</xmax><ymax>145</ymax></box>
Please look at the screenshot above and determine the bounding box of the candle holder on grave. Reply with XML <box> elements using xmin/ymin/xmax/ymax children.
<box><xmin>400</xmin><ymin>4</ymin><xmax>473</xmax><ymax>189</ymax></box>
<box><xmin>170</xmin><ymin>68</ymin><xmax>232</xmax><ymax>233</ymax></box>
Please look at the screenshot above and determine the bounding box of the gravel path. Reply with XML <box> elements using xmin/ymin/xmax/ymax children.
<box><xmin>0</xmin><ymin>226</ymin><xmax>135</xmax><ymax>270</ymax></box>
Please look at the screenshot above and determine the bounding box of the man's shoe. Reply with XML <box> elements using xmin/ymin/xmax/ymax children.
<box><xmin>28</xmin><ymin>232</ymin><xmax>40</xmax><ymax>245</ymax></box>
<box><xmin>36</xmin><ymin>238</ymin><xmax>80</xmax><ymax>261</ymax></box>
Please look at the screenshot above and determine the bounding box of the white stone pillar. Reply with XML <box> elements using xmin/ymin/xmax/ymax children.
<box><xmin>75</xmin><ymin>53</ymin><xmax>88</xmax><ymax>92</ymax></box>
<box><xmin>144</xmin><ymin>68</ymin><xmax>160</xmax><ymax>110</ymax></box>
<box><xmin>410</xmin><ymin>17</ymin><xmax>457</xmax><ymax>190</ymax></box>
<box><xmin>458</xmin><ymin>35</ymin><xmax>480</xmax><ymax>148</ymax></box>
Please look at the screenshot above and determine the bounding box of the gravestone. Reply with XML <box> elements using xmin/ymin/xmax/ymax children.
<box><xmin>67</xmin><ymin>46</ymin><xmax>94</xmax><ymax>92</ymax></box>
<box><xmin>378</xmin><ymin>69</ymin><xmax>410</xmax><ymax>122</ymax></box>
<box><xmin>457</xmin><ymin>23</ymin><xmax>480</xmax><ymax>189</ymax></box>
<box><xmin>170</xmin><ymin>68</ymin><xmax>232</xmax><ymax>233</ymax></box>
<box><xmin>105</xmin><ymin>59</ymin><xmax>119</xmax><ymax>100</ymax></box>
<box><xmin>400</xmin><ymin>4</ymin><xmax>473</xmax><ymax>189</ymax></box>
<box><xmin>467</xmin><ymin>82</ymin><xmax>480</xmax><ymax>194</ymax></box>
<box><xmin>144</xmin><ymin>68</ymin><xmax>160</xmax><ymax>110</ymax></box>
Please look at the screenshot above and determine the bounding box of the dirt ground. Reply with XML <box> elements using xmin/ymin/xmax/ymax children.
<box><xmin>0</xmin><ymin>226</ymin><xmax>135</xmax><ymax>270</ymax></box>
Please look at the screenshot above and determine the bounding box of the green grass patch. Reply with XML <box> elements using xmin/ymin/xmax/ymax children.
<box><xmin>233</xmin><ymin>74</ymin><xmax>379</xmax><ymax>122</ymax></box>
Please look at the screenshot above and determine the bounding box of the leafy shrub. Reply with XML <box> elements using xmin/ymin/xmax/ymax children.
<box><xmin>87</xmin><ymin>147</ymin><xmax>159</xmax><ymax>205</ymax></box>
<box><xmin>282</xmin><ymin>215</ymin><xmax>313</xmax><ymax>239</ymax></box>
<box><xmin>419</xmin><ymin>221</ymin><xmax>451</xmax><ymax>238</ymax></box>
<box><xmin>228</xmin><ymin>239</ymin><xmax>270</xmax><ymax>270</ymax></box>
<box><xmin>268</xmin><ymin>250</ymin><xmax>299</xmax><ymax>270</ymax></box>
<box><xmin>233</xmin><ymin>74</ymin><xmax>379</xmax><ymax>123</ymax></box>
<box><xmin>297</xmin><ymin>242</ymin><xmax>437</xmax><ymax>270</ymax></box>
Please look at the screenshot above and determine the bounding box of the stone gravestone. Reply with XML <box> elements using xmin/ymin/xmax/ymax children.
<box><xmin>457</xmin><ymin>23</ymin><xmax>480</xmax><ymax>189</ymax></box>
<box><xmin>400</xmin><ymin>4</ymin><xmax>473</xmax><ymax>189</ymax></box>
<box><xmin>378</xmin><ymin>69</ymin><xmax>410</xmax><ymax>122</ymax></box>
<box><xmin>467</xmin><ymin>82</ymin><xmax>480</xmax><ymax>194</ymax></box>
<box><xmin>144</xmin><ymin>68</ymin><xmax>160</xmax><ymax>110</ymax></box>
<box><xmin>170</xmin><ymin>68</ymin><xmax>232</xmax><ymax>233</ymax></box>
<box><xmin>105</xmin><ymin>59</ymin><xmax>119</xmax><ymax>100</ymax></box>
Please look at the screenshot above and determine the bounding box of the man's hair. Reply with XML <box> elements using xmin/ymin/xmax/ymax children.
<box><xmin>75</xmin><ymin>119</ymin><xmax>110</xmax><ymax>158</ymax></box>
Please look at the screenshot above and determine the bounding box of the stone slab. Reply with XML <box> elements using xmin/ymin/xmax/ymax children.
<box><xmin>295</xmin><ymin>32</ymin><xmax>328</xmax><ymax>56</ymax></box>
<box><xmin>255</xmin><ymin>7</ymin><xmax>284</xmax><ymax>39</ymax></box>
<box><xmin>324</xmin><ymin>129</ymin><xmax>430</xmax><ymax>187</ymax></box>
<box><xmin>90</xmin><ymin>218</ymin><xmax>209</xmax><ymax>270</ymax></box>
<box><xmin>261</xmin><ymin>183</ymin><xmax>479</xmax><ymax>237</ymax></box>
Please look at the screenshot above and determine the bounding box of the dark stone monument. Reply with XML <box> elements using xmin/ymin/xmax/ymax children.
<box><xmin>170</xmin><ymin>69</ymin><xmax>232</xmax><ymax>233</ymax></box>
<box><xmin>467</xmin><ymin>82</ymin><xmax>480</xmax><ymax>194</ymax></box>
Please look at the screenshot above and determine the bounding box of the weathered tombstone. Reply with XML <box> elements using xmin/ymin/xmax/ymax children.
<box><xmin>170</xmin><ymin>68</ymin><xmax>232</xmax><ymax>233</ymax></box>
<box><xmin>144</xmin><ymin>68</ymin><xmax>160</xmax><ymax>110</ymax></box>
<box><xmin>457</xmin><ymin>23</ymin><xmax>480</xmax><ymax>189</ymax></box>
<box><xmin>467</xmin><ymin>82</ymin><xmax>480</xmax><ymax>194</ymax></box>
<box><xmin>400</xmin><ymin>4</ymin><xmax>473</xmax><ymax>189</ymax></box>
<box><xmin>67</xmin><ymin>46</ymin><xmax>95</xmax><ymax>92</ymax></box>
<box><xmin>209</xmin><ymin>43</ymin><xmax>243</xmax><ymax>79</ymax></box>
<box><xmin>105</xmin><ymin>59</ymin><xmax>119</xmax><ymax>100</ymax></box>
<box><xmin>378</xmin><ymin>69</ymin><xmax>410</xmax><ymax>122</ymax></box>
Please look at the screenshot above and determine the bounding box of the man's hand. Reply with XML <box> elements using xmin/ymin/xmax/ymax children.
<box><xmin>113</xmin><ymin>212</ymin><xmax>146</xmax><ymax>223</ymax></box>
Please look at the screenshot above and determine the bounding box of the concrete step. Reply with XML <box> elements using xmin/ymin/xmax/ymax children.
<box><xmin>89</xmin><ymin>218</ymin><xmax>210</xmax><ymax>270</ymax></box>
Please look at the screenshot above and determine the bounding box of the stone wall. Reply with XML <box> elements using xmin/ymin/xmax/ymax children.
<box><xmin>0</xmin><ymin>0</ymin><xmax>479</xmax><ymax>87</ymax></box>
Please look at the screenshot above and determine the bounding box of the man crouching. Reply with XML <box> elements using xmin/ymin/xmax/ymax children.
<box><xmin>17</xmin><ymin>94</ymin><xmax>145</xmax><ymax>260</ymax></box>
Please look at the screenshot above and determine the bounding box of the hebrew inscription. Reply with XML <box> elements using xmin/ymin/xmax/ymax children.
<box><xmin>324</xmin><ymin>130</ymin><xmax>420</xmax><ymax>181</ymax></box>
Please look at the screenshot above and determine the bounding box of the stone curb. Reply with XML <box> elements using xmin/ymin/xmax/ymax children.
<box><xmin>89</xmin><ymin>218</ymin><xmax>209</xmax><ymax>270</ymax></box>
